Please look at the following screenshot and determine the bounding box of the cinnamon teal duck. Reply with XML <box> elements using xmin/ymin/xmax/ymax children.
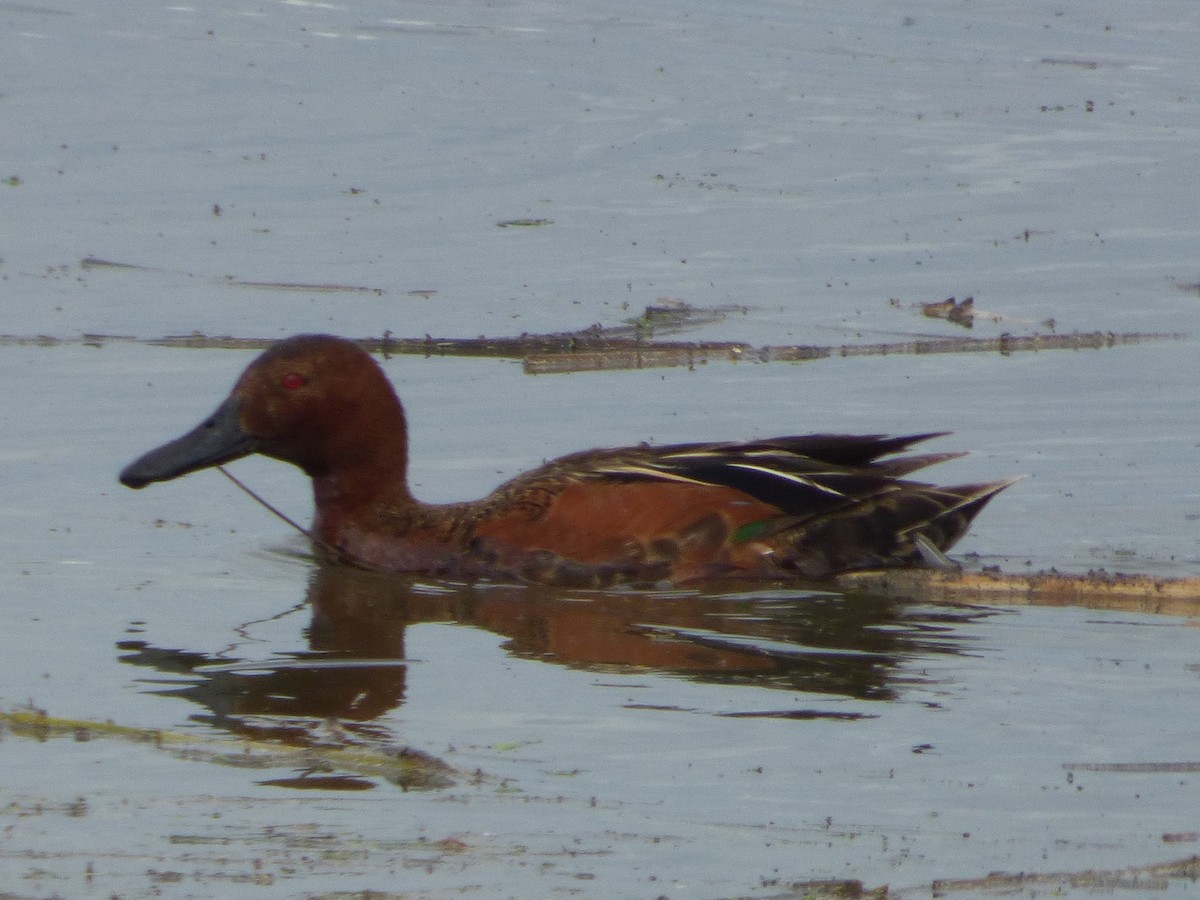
<box><xmin>120</xmin><ymin>334</ymin><xmax>1015</xmax><ymax>586</ymax></box>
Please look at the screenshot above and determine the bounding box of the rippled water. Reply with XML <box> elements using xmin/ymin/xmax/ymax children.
<box><xmin>3</xmin><ymin>1</ymin><xmax>1200</xmax><ymax>897</ymax></box>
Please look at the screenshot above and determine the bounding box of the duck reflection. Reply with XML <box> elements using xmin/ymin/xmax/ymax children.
<box><xmin>118</xmin><ymin>565</ymin><xmax>994</xmax><ymax>741</ymax></box>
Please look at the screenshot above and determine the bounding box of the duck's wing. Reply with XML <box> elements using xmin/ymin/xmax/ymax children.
<box><xmin>474</xmin><ymin>433</ymin><xmax>1015</xmax><ymax>583</ymax></box>
<box><xmin>566</xmin><ymin>432</ymin><xmax>968</xmax><ymax>521</ymax></box>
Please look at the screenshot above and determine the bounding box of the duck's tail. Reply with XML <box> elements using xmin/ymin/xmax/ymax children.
<box><xmin>767</xmin><ymin>476</ymin><xmax>1022</xmax><ymax>578</ymax></box>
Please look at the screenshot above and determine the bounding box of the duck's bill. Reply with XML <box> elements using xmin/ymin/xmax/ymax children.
<box><xmin>119</xmin><ymin>395</ymin><xmax>257</xmax><ymax>489</ymax></box>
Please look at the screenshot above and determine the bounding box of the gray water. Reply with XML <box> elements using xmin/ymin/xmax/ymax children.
<box><xmin>2</xmin><ymin>2</ymin><xmax>1200</xmax><ymax>897</ymax></box>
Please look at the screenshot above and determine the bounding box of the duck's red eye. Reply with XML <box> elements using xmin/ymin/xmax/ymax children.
<box><xmin>281</xmin><ymin>372</ymin><xmax>307</xmax><ymax>390</ymax></box>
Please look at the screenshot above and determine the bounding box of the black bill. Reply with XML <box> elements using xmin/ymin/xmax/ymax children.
<box><xmin>119</xmin><ymin>395</ymin><xmax>257</xmax><ymax>488</ymax></box>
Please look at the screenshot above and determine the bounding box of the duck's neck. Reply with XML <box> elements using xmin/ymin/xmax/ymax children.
<box><xmin>311</xmin><ymin>457</ymin><xmax>414</xmax><ymax>514</ymax></box>
<box><xmin>305</xmin><ymin>396</ymin><xmax>418</xmax><ymax>538</ymax></box>
<box><xmin>308</xmin><ymin>452</ymin><xmax>476</xmax><ymax>571</ymax></box>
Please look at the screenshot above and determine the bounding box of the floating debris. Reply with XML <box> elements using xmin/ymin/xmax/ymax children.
<box><xmin>0</xmin><ymin>324</ymin><xmax>1182</xmax><ymax>375</ymax></box>
<box><xmin>1064</xmin><ymin>761</ymin><xmax>1200</xmax><ymax>774</ymax></box>
<box><xmin>838</xmin><ymin>568</ymin><xmax>1200</xmax><ymax>617</ymax></box>
<box><xmin>921</xmin><ymin>295</ymin><xmax>976</xmax><ymax>328</ymax></box>
<box><xmin>80</xmin><ymin>257</ymin><xmax>385</xmax><ymax>294</ymax></box>
<box><xmin>496</xmin><ymin>218</ymin><xmax>553</xmax><ymax>228</ymax></box>
<box><xmin>0</xmin><ymin>706</ymin><xmax>463</xmax><ymax>791</ymax></box>
<box><xmin>930</xmin><ymin>854</ymin><xmax>1200</xmax><ymax>896</ymax></box>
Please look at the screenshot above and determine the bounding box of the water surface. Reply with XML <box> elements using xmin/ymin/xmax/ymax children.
<box><xmin>2</xmin><ymin>1</ymin><xmax>1200</xmax><ymax>897</ymax></box>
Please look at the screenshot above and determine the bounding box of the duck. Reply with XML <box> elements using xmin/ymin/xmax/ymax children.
<box><xmin>119</xmin><ymin>334</ymin><xmax>1015</xmax><ymax>587</ymax></box>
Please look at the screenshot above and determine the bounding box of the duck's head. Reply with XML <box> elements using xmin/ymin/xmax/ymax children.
<box><xmin>119</xmin><ymin>335</ymin><xmax>407</xmax><ymax>487</ymax></box>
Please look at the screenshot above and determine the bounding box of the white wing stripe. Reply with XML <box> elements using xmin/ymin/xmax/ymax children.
<box><xmin>724</xmin><ymin>463</ymin><xmax>848</xmax><ymax>497</ymax></box>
